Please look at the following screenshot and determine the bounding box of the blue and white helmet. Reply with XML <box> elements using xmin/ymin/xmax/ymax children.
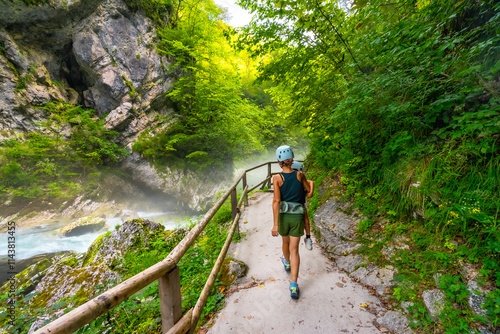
<box><xmin>276</xmin><ymin>145</ymin><xmax>294</xmax><ymax>161</ymax></box>
<box><xmin>291</xmin><ymin>161</ymin><xmax>303</xmax><ymax>171</ymax></box>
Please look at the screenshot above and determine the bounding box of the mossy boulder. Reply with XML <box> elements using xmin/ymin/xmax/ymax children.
<box><xmin>30</xmin><ymin>264</ymin><xmax>118</xmax><ymax>310</ymax></box>
<box><xmin>219</xmin><ymin>258</ymin><xmax>248</xmax><ymax>286</ymax></box>
<box><xmin>30</xmin><ymin>219</ymin><xmax>163</xmax><ymax>310</ymax></box>
<box><xmin>82</xmin><ymin>218</ymin><xmax>165</xmax><ymax>268</ymax></box>
<box><xmin>0</xmin><ymin>251</ymin><xmax>73</xmax><ymax>297</ymax></box>
<box><xmin>60</xmin><ymin>217</ymin><xmax>107</xmax><ymax>237</ymax></box>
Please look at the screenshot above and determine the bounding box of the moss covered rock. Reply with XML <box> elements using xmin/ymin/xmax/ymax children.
<box><xmin>219</xmin><ymin>258</ymin><xmax>248</xmax><ymax>286</ymax></box>
<box><xmin>82</xmin><ymin>218</ymin><xmax>164</xmax><ymax>268</ymax></box>
<box><xmin>30</xmin><ymin>264</ymin><xmax>118</xmax><ymax>310</ymax></box>
<box><xmin>0</xmin><ymin>251</ymin><xmax>73</xmax><ymax>297</ymax></box>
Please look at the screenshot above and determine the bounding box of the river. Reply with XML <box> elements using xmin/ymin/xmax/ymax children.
<box><xmin>1</xmin><ymin>211</ymin><xmax>192</xmax><ymax>261</ymax></box>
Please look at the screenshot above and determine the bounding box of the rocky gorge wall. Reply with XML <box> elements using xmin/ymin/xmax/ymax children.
<box><xmin>0</xmin><ymin>0</ymin><xmax>228</xmax><ymax>212</ymax></box>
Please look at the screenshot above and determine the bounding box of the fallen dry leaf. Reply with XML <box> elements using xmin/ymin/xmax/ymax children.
<box><xmin>258</xmin><ymin>284</ymin><xmax>265</xmax><ymax>287</ymax></box>
<box><xmin>360</xmin><ymin>303</ymin><xmax>368</xmax><ymax>308</ymax></box>
<box><xmin>233</xmin><ymin>299</ymin><xmax>239</xmax><ymax>303</ymax></box>
<box><xmin>330</xmin><ymin>224</ymin><xmax>335</xmax><ymax>228</ymax></box>
<box><xmin>219</xmin><ymin>286</ymin><xmax>225</xmax><ymax>293</ymax></box>
<box><xmin>247</xmin><ymin>315</ymin><xmax>252</xmax><ymax>319</ymax></box>
<box><xmin>343</xmin><ymin>251</ymin><xmax>347</xmax><ymax>255</ymax></box>
<box><xmin>270</xmin><ymin>277</ymin><xmax>275</xmax><ymax>281</ymax></box>
<box><xmin>342</xmin><ymin>278</ymin><xmax>346</xmax><ymax>283</ymax></box>
<box><xmin>244</xmin><ymin>221</ymin><xmax>248</xmax><ymax>224</ymax></box>
<box><xmin>336</xmin><ymin>282</ymin><xmax>344</xmax><ymax>288</ymax></box>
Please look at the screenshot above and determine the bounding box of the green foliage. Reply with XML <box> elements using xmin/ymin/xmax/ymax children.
<box><xmin>484</xmin><ymin>288</ymin><xmax>500</xmax><ymax>326</ymax></box>
<box><xmin>123</xmin><ymin>0</ymin><xmax>173</xmax><ymax>27</ymax></box>
<box><xmin>9</xmin><ymin>0</ymin><xmax>51</xmax><ymax>7</ymax></box>
<box><xmin>239</xmin><ymin>0</ymin><xmax>500</xmax><ymax>329</ymax></box>
<box><xmin>132</xmin><ymin>0</ymin><xmax>306</xmax><ymax>171</ymax></box>
<box><xmin>357</xmin><ymin>219</ymin><xmax>375</xmax><ymax>235</ymax></box>
<box><xmin>0</xmin><ymin>101</ymin><xmax>128</xmax><ymax>202</ymax></box>
<box><xmin>436</xmin><ymin>275</ymin><xmax>478</xmax><ymax>332</ymax></box>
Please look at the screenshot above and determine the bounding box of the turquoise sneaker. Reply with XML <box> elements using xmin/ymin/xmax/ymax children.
<box><xmin>281</xmin><ymin>255</ymin><xmax>291</xmax><ymax>272</ymax></box>
<box><xmin>290</xmin><ymin>282</ymin><xmax>299</xmax><ymax>299</ymax></box>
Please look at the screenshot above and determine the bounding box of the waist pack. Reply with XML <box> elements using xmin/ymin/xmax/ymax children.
<box><xmin>279</xmin><ymin>201</ymin><xmax>305</xmax><ymax>215</ymax></box>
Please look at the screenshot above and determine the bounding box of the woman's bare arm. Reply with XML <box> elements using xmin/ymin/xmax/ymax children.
<box><xmin>298</xmin><ymin>171</ymin><xmax>311</xmax><ymax>194</ymax></box>
<box><xmin>272</xmin><ymin>174</ymin><xmax>281</xmax><ymax>237</ymax></box>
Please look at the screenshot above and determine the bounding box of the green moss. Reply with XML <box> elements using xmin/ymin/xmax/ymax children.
<box><xmin>0</xmin><ymin>258</ymin><xmax>51</xmax><ymax>296</ymax></box>
<box><xmin>59</xmin><ymin>255</ymin><xmax>79</xmax><ymax>268</ymax></box>
<box><xmin>81</xmin><ymin>231</ymin><xmax>111</xmax><ymax>267</ymax></box>
<box><xmin>121</xmin><ymin>74</ymin><xmax>137</xmax><ymax>99</ymax></box>
<box><xmin>17</xmin><ymin>0</ymin><xmax>51</xmax><ymax>6</ymax></box>
<box><xmin>103</xmin><ymin>47</ymin><xmax>118</xmax><ymax>67</ymax></box>
<box><xmin>29</xmin><ymin>266</ymin><xmax>108</xmax><ymax>310</ymax></box>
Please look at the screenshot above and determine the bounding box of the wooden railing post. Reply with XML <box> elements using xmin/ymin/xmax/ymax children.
<box><xmin>159</xmin><ymin>266</ymin><xmax>182</xmax><ymax>333</ymax></box>
<box><xmin>267</xmin><ymin>162</ymin><xmax>272</xmax><ymax>189</ymax></box>
<box><xmin>260</xmin><ymin>162</ymin><xmax>272</xmax><ymax>190</ymax></box>
<box><xmin>242</xmin><ymin>172</ymin><xmax>248</xmax><ymax>206</ymax></box>
<box><xmin>230</xmin><ymin>188</ymin><xmax>237</xmax><ymax>221</ymax></box>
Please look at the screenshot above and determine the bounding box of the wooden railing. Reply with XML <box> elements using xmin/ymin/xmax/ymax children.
<box><xmin>33</xmin><ymin>161</ymin><xmax>286</xmax><ymax>334</ymax></box>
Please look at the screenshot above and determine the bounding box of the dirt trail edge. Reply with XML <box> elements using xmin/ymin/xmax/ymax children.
<box><xmin>205</xmin><ymin>192</ymin><xmax>387</xmax><ymax>334</ymax></box>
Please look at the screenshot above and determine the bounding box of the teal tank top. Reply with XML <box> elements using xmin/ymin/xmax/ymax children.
<box><xmin>279</xmin><ymin>171</ymin><xmax>305</xmax><ymax>203</ymax></box>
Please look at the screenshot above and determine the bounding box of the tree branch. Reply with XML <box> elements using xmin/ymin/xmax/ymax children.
<box><xmin>313</xmin><ymin>0</ymin><xmax>365</xmax><ymax>74</ymax></box>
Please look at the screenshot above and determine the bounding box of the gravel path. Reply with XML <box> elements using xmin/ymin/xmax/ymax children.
<box><xmin>205</xmin><ymin>192</ymin><xmax>386</xmax><ymax>334</ymax></box>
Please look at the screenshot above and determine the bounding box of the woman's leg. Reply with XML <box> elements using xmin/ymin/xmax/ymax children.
<box><xmin>289</xmin><ymin>236</ymin><xmax>301</xmax><ymax>282</ymax></box>
<box><xmin>282</xmin><ymin>235</ymin><xmax>290</xmax><ymax>261</ymax></box>
<box><xmin>304</xmin><ymin>213</ymin><xmax>311</xmax><ymax>235</ymax></box>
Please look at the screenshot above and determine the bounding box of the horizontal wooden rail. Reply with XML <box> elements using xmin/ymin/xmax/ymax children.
<box><xmin>32</xmin><ymin>160</ymin><xmax>302</xmax><ymax>334</ymax></box>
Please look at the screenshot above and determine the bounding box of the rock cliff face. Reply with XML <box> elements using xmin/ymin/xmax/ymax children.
<box><xmin>0</xmin><ymin>0</ymin><xmax>173</xmax><ymax>140</ymax></box>
<box><xmin>0</xmin><ymin>0</ymin><xmax>228</xmax><ymax>210</ymax></box>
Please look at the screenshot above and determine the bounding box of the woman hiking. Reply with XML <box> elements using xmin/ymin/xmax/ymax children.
<box><xmin>271</xmin><ymin>145</ymin><xmax>311</xmax><ymax>299</ymax></box>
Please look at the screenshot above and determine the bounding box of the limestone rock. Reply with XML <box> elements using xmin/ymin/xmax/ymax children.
<box><xmin>467</xmin><ymin>280</ymin><xmax>487</xmax><ymax>316</ymax></box>
<box><xmin>104</xmin><ymin>102</ymin><xmax>134</xmax><ymax>130</ymax></box>
<box><xmin>72</xmin><ymin>0</ymin><xmax>176</xmax><ymax>143</ymax></box>
<box><xmin>381</xmin><ymin>234</ymin><xmax>411</xmax><ymax>260</ymax></box>
<box><xmin>422</xmin><ymin>289</ymin><xmax>446</xmax><ymax>320</ymax></box>
<box><xmin>60</xmin><ymin>216</ymin><xmax>107</xmax><ymax>237</ymax></box>
<box><xmin>377</xmin><ymin>310</ymin><xmax>413</xmax><ymax>334</ymax></box>
<box><xmin>313</xmin><ymin>197</ymin><xmax>361</xmax><ymax>256</ymax></box>
<box><xmin>336</xmin><ymin>254</ymin><xmax>364</xmax><ymax>273</ymax></box>
<box><xmin>220</xmin><ymin>259</ymin><xmax>248</xmax><ymax>286</ymax></box>
<box><xmin>400</xmin><ymin>301</ymin><xmax>414</xmax><ymax>313</ymax></box>
<box><xmin>82</xmin><ymin>218</ymin><xmax>164</xmax><ymax>267</ymax></box>
<box><xmin>0</xmin><ymin>253</ymin><xmax>70</xmax><ymax>297</ymax></box>
<box><xmin>31</xmin><ymin>263</ymin><xmax>118</xmax><ymax>309</ymax></box>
